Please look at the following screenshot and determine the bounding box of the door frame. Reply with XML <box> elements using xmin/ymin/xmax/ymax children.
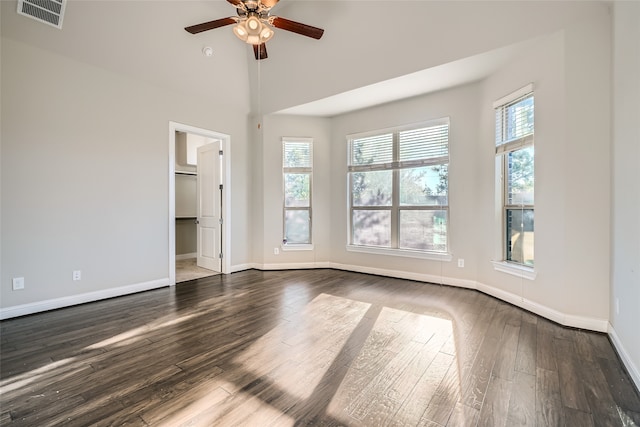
<box><xmin>169</xmin><ymin>121</ymin><xmax>231</xmax><ymax>285</ymax></box>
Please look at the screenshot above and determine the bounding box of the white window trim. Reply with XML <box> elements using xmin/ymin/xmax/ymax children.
<box><xmin>491</xmin><ymin>260</ymin><xmax>537</xmax><ymax>280</ymax></box>
<box><xmin>347</xmin><ymin>244</ymin><xmax>452</xmax><ymax>261</ymax></box>
<box><xmin>283</xmin><ymin>137</ymin><xmax>313</xmax><ymax>246</ymax></box>
<box><xmin>282</xmin><ymin>243</ymin><xmax>314</xmax><ymax>252</ymax></box>
<box><xmin>346</xmin><ymin>118</ymin><xmax>451</xmax><ymax>256</ymax></box>
<box><xmin>492</xmin><ymin>83</ymin><xmax>534</xmax><ymax>109</ymax></box>
<box><xmin>495</xmin><ymin>85</ymin><xmax>536</xmax><ymax>270</ymax></box>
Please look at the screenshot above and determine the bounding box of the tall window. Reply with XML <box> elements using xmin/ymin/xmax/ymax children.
<box><xmin>348</xmin><ymin>119</ymin><xmax>449</xmax><ymax>253</ymax></box>
<box><xmin>283</xmin><ymin>138</ymin><xmax>312</xmax><ymax>245</ymax></box>
<box><xmin>495</xmin><ymin>86</ymin><xmax>534</xmax><ymax>266</ymax></box>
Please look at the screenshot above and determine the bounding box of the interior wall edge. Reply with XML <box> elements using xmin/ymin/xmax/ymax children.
<box><xmin>1</xmin><ymin>262</ymin><xmax>611</xmax><ymax>336</ymax></box>
<box><xmin>229</xmin><ymin>263</ymin><xmax>259</xmax><ymax>273</ymax></box>
<box><xmin>609</xmin><ymin>323</ymin><xmax>640</xmax><ymax>393</ymax></box>
<box><xmin>330</xmin><ymin>263</ymin><xmax>609</xmax><ymax>332</ymax></box>
<box><xmin>1</xmin><ymin>263</ymin><xmax>630</xmax><ymax>389</ymax></box>
<box><xmin>234</xmin><ymin>262</ymin><xmax>610</xmax><ymax>333</ymax></box>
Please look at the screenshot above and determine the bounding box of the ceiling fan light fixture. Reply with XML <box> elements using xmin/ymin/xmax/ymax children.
<box><xmin>259</xmin><ymin>25</ymin><xmax>274</xmax><ymax>43</ymax></box>
<box><xmin>247</xmin><ymin>16</ymin><xmax>260</xmax><ymax>31</ymax></box>
<box><xmin>233</xmin><ymin>23</ymin><xmax>248</xmax><ymax>41</ymax></box>
<box><xmin>186</xmin><ymin>0</ymin><xmax>324</xmax><ymax>60</ymax></box>
<box><xmin>246</xmin><ymin>34</ymin><xmax>261</xmax><ymax>45</ymax></box>
<box><xmin>233</xmin><ymin>16</ymin><xmax>274</xmax><ymax>45</ymax></box>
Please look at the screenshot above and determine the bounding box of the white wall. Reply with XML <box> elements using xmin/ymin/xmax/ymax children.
<box><xmin>610</xmin><ymin>1</ymin><xmax>640</xmax><ymax>388</ymax></box>
<box><xmin>2</xmin><ymin>3</ymin><xmax>630</xmax><ymax>382</ymax></box>
<box><xmin>250</xmin><ymin>115</ymin><xmax>265</xmax><ymax>267</ymax></box>
<box><xmin>0</xmin><ymin>38</ymin><xmax>251</xmax><ymax>313</ymax></box>
<box><xmin>257</xmin><ymin>114</ymin><xmax>332</xmax><ymax>267</ymax></box>
<box><xmin>477</xmin><ymin>9</ymin><xmax>612</xmax><ymax>327</ymax></box>
<box><xmin>477</xmin><ymin>31</ymin><xmax>567</xmax><ymax>304</ymax></box>
<box><xmin>323</xmin><ymin>12</ymin><xmax>612</xmax><ymax>331</ymax></box>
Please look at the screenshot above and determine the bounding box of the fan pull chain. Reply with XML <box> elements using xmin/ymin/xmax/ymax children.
<box><xmin>257</xmin><ymin>47</ymin><xmax>262</xmax><ymax>130</ymax></box>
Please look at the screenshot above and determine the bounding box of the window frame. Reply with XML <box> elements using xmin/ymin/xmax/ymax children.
<box><xmin>282</xmin><ymin>137</ymin><xmax>313</xmax><ymax>249</ymax></box>
<box><xmin>346</xmin><ymin>119</ymin><xmax>452</xmax><ymax>261</ymax></box>
<box><xmin>503</xmin><ymin>148</ymin><xmax>534</xmax><ymax>265</ymax></box>
<box><xmin>494</xmin><ymin>85</ymin><xmax>535</xmax><ymax>271</ymax></box>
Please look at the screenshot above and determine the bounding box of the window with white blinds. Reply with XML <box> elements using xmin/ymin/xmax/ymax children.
<box><xmin>283</xmin><ymin>138</ymin><xmax>313</xmax><ymax>245</ymax></box>
<box><xmin>494</xmin><ymin>84</ymin><xmax>534</xmax><ymax>155</ymax></box>
<box><xmin>399</xmin><ymin>124</ymin><xmax>449</xmax><ymax>166</ymax></box>
<box><xmin>347</xmin><ymin>119</ymin><xmax>450</xmax><ymax>254</ymax></box>
<box><xmin>494</xmin><ymin>85</ymin><xmax>535</xmax><ymax>267</ymax></box>
<box><xmin>350</xmin><ymin>133</ymin><xmax>393</xmax><ymax>167</ymax></box>
<box><xmin>283</xmin><ymin>140</ymin><xmax>312</xmax><ymax>169</ymax></box>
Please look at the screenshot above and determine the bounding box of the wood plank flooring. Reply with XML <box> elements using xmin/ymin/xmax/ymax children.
<box><xmin>1</xmin><ymin>269</ymin><xmax>639</xmax><ymax>426</ymax></box>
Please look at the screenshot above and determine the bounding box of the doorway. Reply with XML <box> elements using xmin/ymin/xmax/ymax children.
<box><xmin>169</xmin><ymin>122</ymin><xmax>231</xmax><ymax>285</ymax></box>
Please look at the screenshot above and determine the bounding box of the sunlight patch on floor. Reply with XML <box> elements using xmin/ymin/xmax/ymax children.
<box><xmin>236</xmin><ymin>293</ymin><xmax>371</xmax><ymax>400</ymax></box>
<box><xmin>86</xmin><ymin>313</ymin><xmax>198</xmax><ymax>350</ymax></box>
<box><xmin>327</xmin><ymin>306</ymin><xmax>456</xmax><ymax>424</ymax></box>
<box><xmin>198</xmin><ymin>292</ymin><xmax>460</xmax><ymax>425</ymax></box>
<box><xmin>0</xmin><ymin>357</ymin><xmax>78</xmax><ymax>394</ymax></box>
<box><xmin>155</xmin><ymin>384</ymin><xmax>295</xmax><ymax>427</ymax></box>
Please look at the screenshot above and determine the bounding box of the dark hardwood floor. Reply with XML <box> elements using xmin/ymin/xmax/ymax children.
<box><xmin>1</xmin><ymin>269</ymin><xmax>639</xmax><ymax>426</ymax></box>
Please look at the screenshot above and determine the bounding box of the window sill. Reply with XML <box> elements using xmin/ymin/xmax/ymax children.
<box><xmin>491</xmin><ymin>261</ymin><xmax>537</xmax><ymax>280</ymax></box>
<box><xmin>346</xmin><ymin>245</ymin><xmax>452</xmax><ymax>261</ymax></box>
<box><xmin>282</xmin><ymin>244</ymin><xmax>314</xmax><ymax>252</ymax></box>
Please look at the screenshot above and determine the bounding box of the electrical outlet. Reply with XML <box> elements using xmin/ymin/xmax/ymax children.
<box><xmin>73</xmin><ymin>270</ymin><xmax>82</xmax><ymax>281</ymax></box>
<box><xmin>615</xmin><ymin>298</ymin><xmax>620</xmax><ymax>315</ymax></box>
<box><xmin>274</xmin><ymin>248</ymin><xmax>279</xmax><ymax>255</ymax></box>
<box><xmin>12</xmin><ymin>277</ymin><xmax>25</xmax><ymax>290</ymax></box>
<box><xmin>457</xmin><ymin>259</ymin><xmax>465</xmax><ymax>268</ymax></box>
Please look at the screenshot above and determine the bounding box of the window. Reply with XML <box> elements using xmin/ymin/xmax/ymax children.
<box><xmin>283</xmin><ymin>138</ymin><xmax>312</xmax><ymax>245</ymax></box>
<box><xmin>348</xmin><ymin>119</ymin><xmax>449</xmax><ymax>255</ymax></box>
<box><xmin>495</xmin><ymin>86</ymin><xmax>534</xmax><ymax>266</ymax></box>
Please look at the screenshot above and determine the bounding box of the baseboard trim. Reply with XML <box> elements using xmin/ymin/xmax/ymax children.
<box><xmin>230</xmin><ymin>263</ymin><xmax>258</xmax><ymax>273</ymax></box>
<box><xmin>475</xmin><ymin>283</ymin><xmax>609</xmax><ymax>332</ymax></box>
<box><xmin>261</xmin><ymin>262</ymin><xmax>333</xmax><ymax>270</ymax></box>
<box><xmin>176</xmin><ymin>253</ymin><xmax>196</xmax><ymax>261</ymax></box>
<box><xmin>0</xmin><ymin>263</ymin><xmax>631</xmax><ymax>389</ymax></box>
<box><xmin>0</xmin><ymin>263</ymin><xmax>610</xmax><ymax>333</ymax></box>
<box><xmin>230</xmin><ymin>262</ymin><xmax>333</xmax><ymax>273</ymax></box>
<box><xmin>608</xmin><ymin>324</ymin><xmax>640</xmax><ymax>392</ymax></box>
<box><xmin>0</xmin><ymin>278</ymin><xmax>170</xmax><ymax>320</ymax></box>
<box><xmin>328</xmin><ymin>262</ymin><xmax>608</xmax><ymax>332</ymax></box>
<box><xmin>328</xmin><ymin>262</ymin><xmax>478</xmax><ymax>289</ymax></box>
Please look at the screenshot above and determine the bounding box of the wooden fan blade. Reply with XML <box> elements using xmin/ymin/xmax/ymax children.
<box><xmin>185</xmin><ymin>17</ymin><xmax>236</xmax><ymax>34</ymax></box>
<box><xmin>227</xmin><ymin>0</ymin><xmax>243</xmax><ymax>6</ymax></box>
<box><xmin>253</xmin><ymin>43</ymin><xmax>268</xmax><ymax>60</ymax></box>
<box><xmin>261</xmin><ymin>0</ymin><xmax>279</xmax><ymax>8</ymax></box>
<box><xmin>272</xmin><ymin>16</ymin><xmax>324</xmax><ymax>40</ymax></box>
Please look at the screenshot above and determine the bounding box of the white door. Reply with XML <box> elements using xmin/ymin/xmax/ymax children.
<box><xmin>196</xmin><ymin>143</ymin><xmax>222</xmax><ymax>271</ymax></box>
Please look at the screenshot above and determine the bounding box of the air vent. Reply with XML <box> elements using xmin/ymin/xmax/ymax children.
<box><xmin>17</xmin><ymin>0</ymin><xmax>66</xmax><ymax>29</ymax></box>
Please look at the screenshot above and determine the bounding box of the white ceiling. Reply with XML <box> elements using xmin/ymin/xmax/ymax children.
<box><xmin>274</xmin><ymin>37</ymin><xmax>537</xmax><ymax>117</ymax></box>
<box><xmin>1</xmin><ymin>1</ymin><xmax>607</xmax><ymax>118</ymax></box>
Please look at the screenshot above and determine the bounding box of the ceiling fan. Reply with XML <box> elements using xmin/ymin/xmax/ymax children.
<box><xmin>185</xmin><ymin>0</ymin><xmax>324</xmax><ymax>60</ymax></box>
